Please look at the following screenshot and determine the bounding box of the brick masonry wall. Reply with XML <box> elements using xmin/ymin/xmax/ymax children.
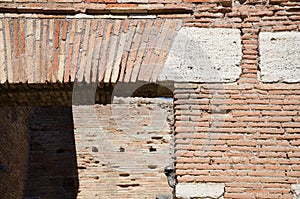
<box><xmin>24</xmin><ymin>106</ymin><xmax>79</xmax><ymax>199</ymax></box>
<box><xmin>0</xmin><ymin>107</ymin><xmax>32</xmax><ymax>199</ymax></box>
<box><xmin>73</xmin><ymin>97</ymin><xmax>174</xmax><ymax>199</ymax></box>
<box><xmin>0</xmin><ymin>0</ymin><xmax>299</xmax><ymax>198</ymax></box>
<box><xmin>0</xmin><ymin>1</ymin><xmax>299</xmax><ymax>84</ymax></box>
<box><xmin>174</xmin><ymin>83</ymin><xmax>300</xmax><ymax>199</ymax></box>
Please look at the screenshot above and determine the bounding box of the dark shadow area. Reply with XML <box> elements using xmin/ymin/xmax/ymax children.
<box><xmin>24</xmin><ymin>106</ymin><xmax>79</xmax><ymax>199</ymax></box>
<box><xmin>0</xmin><ymin>106</ymin><xmax>33</xmax><ymax>199</ymax></box>
<box><xmin>111</xmin><ymin>81</ymin><xmax>174</xmax><ymax>100</ymax></box>
<box><xmin>72</xmin><ymin>81</ymin><xmax>174</xmax><ymax>106</ymax></box>
<box><xmin>132</xmin><ymin>82</ymin><xmax>173</xmax><ymax>98</ymax></box>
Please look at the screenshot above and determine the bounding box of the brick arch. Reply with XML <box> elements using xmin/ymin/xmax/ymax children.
<box><xmin>0</xmin><ymin>17</ymin><xmax>182</xmax><ymax>84</ymax></box>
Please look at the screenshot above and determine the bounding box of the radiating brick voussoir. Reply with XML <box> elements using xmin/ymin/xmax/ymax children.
<box><xmin>0</xmin><ymin>16</ymin><xmax>182</xmax><ymax>84</ymax></box>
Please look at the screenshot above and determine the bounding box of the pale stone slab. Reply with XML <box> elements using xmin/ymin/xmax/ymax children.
<box><xmin>158</xmin><ymin>27</ymin><xmax>242</xmax><ymax>83</ymax></box>
<box><xmin>259</xmin><ymin>32</ymin><xmax>300</xmax><ymax>83</ymax></box>
<box><xmin>176</xmin><ymin>183</ymin><xmax>225</xmax><ymax>199</ymax></box>
<box><xmin>291</xmin><ymin>184</ymin><xmax>300</xmax><ymax>199</ymax></box>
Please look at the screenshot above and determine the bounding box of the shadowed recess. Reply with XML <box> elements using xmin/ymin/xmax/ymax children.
<box><xmin>24</xmin><ymin>106</ymin><xmax>79</xmax><ymax>199</ymax></box>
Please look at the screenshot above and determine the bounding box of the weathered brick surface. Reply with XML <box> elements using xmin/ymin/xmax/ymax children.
<box><xmin>0</xmin><ymin>0</ymin><xmax>299</xmax><ymax>198</ymax></box>
<box><xmin>0</xmin><ymin>17</ymin><xmax>181</xmax><ymax>84</ymax></box>
<box><xmin>174</xmin><ymin>83</ymin><xmax>300</xmax><ymax>198</ymax></box>
<box><xmin>0</xmin><ymin>1</ymin><xmax>298</xmax><ymax>84</ymax></box>
<box><xmin>73</xmin><ymin>98</ymin><xmax>174</xmax><ymax>199</ymax></box>
<box><xmin>0</xmin><ymin>107</ymin><xmax>32</xmax><ymax>199</ymax></box>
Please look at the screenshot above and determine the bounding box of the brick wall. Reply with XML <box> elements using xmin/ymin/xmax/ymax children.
<box><xmin>0</xmin><ymin>0</ymin><xmax>299</xmax><ymax>198</ymax></box>
<box><xmin>24</xmin><ymin>106</ymin><xmax>79</xmax><ymax>199</ymax></box>
<box><xmin>174</xmin><ymin>83</ymin><xmax>300</xmax><ymax>198</ymax></box>
<box><xmin>0</xmin><ymin>1</ymin><xmax>299</xmax><ymax>84</ymax></box>
<box><xmin>73</xmin><ymin>97</ymin><xmax>174</xmax><ymax>199</ymax></box>
<box><xmin>0</xmin><ymin>107</ymin><xmax>32</xmax><ymax>199</ymax></box>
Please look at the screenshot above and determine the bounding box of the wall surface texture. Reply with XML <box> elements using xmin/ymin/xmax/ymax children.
<box><xmin>0</xmin><ymin>0</ymin><xmax>299</xmax><ymax>198</ymax></box>
<box><xmin>0</xmin><ymin>107</ymin><xmax>32</xmax><ymax>199</ymax></box>
<box><xmin>24</xmin><ymin>106</ymin><xmax>79</xmax><ymax>199</ymax></box>
<box><xmin>73</xmin><ymin>98</ymin><xmax>174</xmax><ymax>199</ymax></box>
<box><xmin>174</xmin><ymin>83</ymin><xmax>300</xmax><ymax>199</ymax></box>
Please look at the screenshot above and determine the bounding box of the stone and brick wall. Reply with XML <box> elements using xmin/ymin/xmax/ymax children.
<box><xmin>0</xmin><ymin>1</ymin><xmax>299</xmax><ymax>85</ymax></box>
<box><xmin>0</xmin><ymin>107</ymin><xmax>32</xmax><ymax>199</ymax></box>
<box><xmin>174</xmin><ymin>83</ymin><xmax>300</xmax><ymax>198</ymax></box>
<box><xmin>0</xmin><ymin>0</ymin><xmax>299</xmax><ymax>198</ymax></box>
<box><xmin>73</xmin><ymin>97</ymin><xmax>174</xmax><ymax>199</ymax></box>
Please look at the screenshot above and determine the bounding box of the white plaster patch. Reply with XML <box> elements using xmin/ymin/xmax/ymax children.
<box><xmin>259</xmin><ymin>32</ymin><xmax>300</xmax><ymax>83</ymax></box>
<box><xmin>291</xmin><ymin>184</ymin><xmax>300</xmax><ymax>199</ymax></box>
<box><xmin>176</xmin><ymin>183</ymin><xmax>225</xmax><ymax>199</ymax></box>
<box><xmin>158</xmin><ymin>27</ymin><xmax>242</xmax><ymax>83</ymax></box>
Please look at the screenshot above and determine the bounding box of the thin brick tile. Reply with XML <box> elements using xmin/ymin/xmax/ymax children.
<box><xmin>47</xmin><ymin>19</ymin><xmax>55</xmax><ymax>82</ymax></box>
<box><xmin>124</xmin><ymin>19</ymin><xmax>145</xmax><ymax>83</ymax></box>
<box><xmin>54</xmin><ymin>20</ymin><xmax>60</xmax><ymax>49</ymax></box>
<box><xmin>19</xmin><ymin>19</ymin><xmax>26</xmax><ymax>83</ymax></box>
<box><xmin>91</xmin><ymin>19</ymin><xmax>105</xmax><ymax>83</ymax></box>
<box><xmin>53</xmin><ymin>19</ymin><xmax>60</xmax><ymax>81</ymax></box>
<box><xmin>122</xmin><ymin>19</ymin><xmax>130</xmax><ymax>33</ymax></box>
<box><xmin>53</xmin><ymin>51</ymin><xmax>59</xmax><ymax>82</ymax></box>
<box><xmin>138</xmin><ymin>18</ymin><xmax>162</xmax><ymax>81</ymax></box>
<box><xmin>41</xmin><ymin>19</ymin><xmax>48</xmax><ymax>83</ymax></box>
<box><xmin>104</xmin><ymin>20</ymin><xmax>121</xmax><ymax>83</ymax></box>
<box><xmin>62</xmin><ymin>20</ymin><xmax>68</xmax><ymax>41</ymax></box>
<box><xmin>146</xmin><ymin>19</ymin><xmax>171</xmax><ymax>82</ymax></box>
<box><xmin>77</xmin><ymin>20</ymin><xmax>91</xmax><ymax>83</ymax></box>
<box><xmin>35</xmin><ymin>20</ymin><xmax>41</xmax><ymax>83</ymax></box>
<box><xmin>111</xmin><ymin>20</ymin><xmax>126</xmax><ymax>83</ymax></box>
<box><xmin>0</xmin><ymin>19</ymin><xmax>6</xmax><ymax>83</ymax></box>
<box><xmin>64</xmin><ymin>19</ymin><xmax>76</xmax><ymax>82</ymax></box>
<box><xmin>4</xmin><ymin>19</ymin><xmax>13</xmax><ymax>83</ymax></box>
<box><xmin>85</xmin><ymin>19</ymin><xmax>98</xmax><ymax>83</ymax></box>
<box><xmin>119</xmin><ymin>19</ymin><xmax>138</xmax><ymax>82</ymax></box>
<box><xmin>98</xmin><ymin>22</ymin><xmax>113</xmax><ymax>82</ymax></box>
<box><xmin>130</xmin><ymin>19</ymin><xmax>154</xmax><ymax>83</ymax></box>
<box><xmin>113</xmin><ymin>19</ymin><xmax>122</xmax><ymax>36</ymax></box>
<box><xmin>13</xmin><ymin>19</ymin><xmax>19</xmax><ymax>83</ymax></box>
<box><xmin>26</xmin><ymin>19</ymin><xmax>34</xmax><ymax>83</ymax></box>
<box><xmin>71</xmin><ymin>20</ymin><xmax>83</xmax><ymax>82</ymax></box>
<box><xmin>119</xmin><ymin>19</ymin><xmax>132</xmax><ymax>81</ymax></box>
<box><xmin>58</xmin><ymin>20</ymin><xmax>68</xmax><ymax>82</ymax></box>
<box><xmin>152</xmin><ymin>19</ymin><xmax>181</xmax><ymax>82</ymax></box>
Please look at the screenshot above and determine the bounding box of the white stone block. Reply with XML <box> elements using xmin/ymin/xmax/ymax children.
<box><xmin>176</xmin><ymin>183</ymin><xmax>225</xmax><ymax>199</ymax></box>
<box><xmin>158</xmin><ymin>27</ymin><xmax>242</xmax><ymax>83</ymax></box>
<box><xmin>259</xmin><ymin>32</ymin><xmax>300</xmax><ymax>83</ymax></box>
<box><xmin>291</xmin><ymin>184</ymin><xmax>300</xmax><ymax>199</ymax></box>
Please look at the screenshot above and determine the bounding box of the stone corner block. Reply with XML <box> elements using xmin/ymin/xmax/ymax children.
<box><xmin>291</xmin><ymin>184</ymin><xmax>300</xmax><ymax>199</ymax></box>
<box><xmin>259</xmin><ymin>32</ymin><xmax>300</xmax><ymax>83</ymax></box>
<box><xmin>176</xmin><ymin>183</ymin><xmax>225</xmax><ymax>199</ymax></box>
<box><xmin>158</xmin><ymin>27</ymin><xmax>242</xmax><ymax>83</ymax></box>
